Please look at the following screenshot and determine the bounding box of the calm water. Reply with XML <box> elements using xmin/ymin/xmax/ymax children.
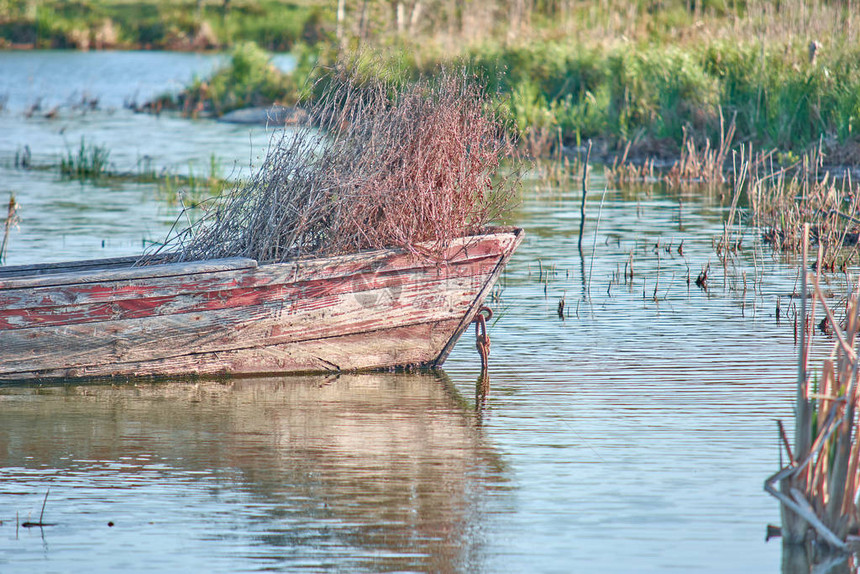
<box><xmin>0</xmin><ymin>51</ymin><xmax>839</xmax><ymax>573</ymax></box>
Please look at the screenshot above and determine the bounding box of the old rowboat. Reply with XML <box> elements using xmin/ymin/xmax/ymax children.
<box><xmin>0</xmin><ymin>226</ymin><xmax>522</xmax><ymax>382</ymax></box>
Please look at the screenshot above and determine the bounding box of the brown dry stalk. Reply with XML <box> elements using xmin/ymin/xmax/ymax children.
<box><xmin>156</xmin><ymin>66</ymin><xmax>519</xmax><ymax>264</ymax></box>
<box><xmin>0</xmin><ymin>193</ymin><xmax>19</xmax><ymax>265</ymax></box>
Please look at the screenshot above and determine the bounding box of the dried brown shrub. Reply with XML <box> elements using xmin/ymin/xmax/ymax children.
<box><xmin>158</xmin><ymin>65</ymin><xmax>518</xmax><ymax>264</ymax></box>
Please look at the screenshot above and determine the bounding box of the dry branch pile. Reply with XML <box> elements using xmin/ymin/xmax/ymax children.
<box><xmin>158</xmin><ymin>67</ymin><xmax>518</xmax><ymax>264</ymax></box>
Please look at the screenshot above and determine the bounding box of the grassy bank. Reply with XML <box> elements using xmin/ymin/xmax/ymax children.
<box><xmin>157</xmin><ymin>41</ymin><xmax>308</xmax><ymax>116</ymax></box>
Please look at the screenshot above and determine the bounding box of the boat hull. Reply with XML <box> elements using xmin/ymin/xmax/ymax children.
<box><xmin>0</xmin><ymin>227</ymin><xmax>522</xmax><ymax>381</ymax></box>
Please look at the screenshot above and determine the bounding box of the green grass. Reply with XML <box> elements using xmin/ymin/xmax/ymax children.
<box><xmin>60</xmin><ymin>138</ymin><xmax>110</xmax><ymax>179</ymax></box>
<box><xmin>456</xmin><ymin>38</ymin><xmax>860</xmax><ymax>157</ymax></box>
<box><xmin>157</xmin><ymin>157</ymin><xmax>228</xmax><ymax>207</ymax></box>
<box><xmin>171</xmin><ymin>35</ymin><xmax>860</xmax><ymax>158</ymax></box>
<box><xmin>177</xmin><ymin>40</ymin><xmax>301</xmax><ymax>115</ymax></box>
<box><xmin>51</xmin><ymin>139</ymin><xmax>226</xmax><ymax>201</ymax></box>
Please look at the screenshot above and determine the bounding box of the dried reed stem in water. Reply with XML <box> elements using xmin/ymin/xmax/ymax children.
<box><xmin>156</xmin><ymin>66</ymin><xmax>518</xmax><ymax>264</ymax></box>
<box><xmin>0</xmin><ymin>194</ymin><xmax>19</xmax><ymax>265</ymax></box>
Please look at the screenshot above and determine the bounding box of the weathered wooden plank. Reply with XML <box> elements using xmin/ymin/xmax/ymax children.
<box><xmin>0</xmin><ymin>273</ymin><xmax>488</xmax><ymax>375</ymax></box>
<box><xmin>0</xmin><ymin>319</ymin><xmax>460</xmax><ymax>381</ymax></box>
<box><xmin>0</xmin><ymin>262</ymin><xmax>292</xmax><ymax>309</ymax></box>
<box><xmin>0</xmin><ymin>252</ymin><xmax>499</xmax><ymax>324</ymax></box>
<box><xmin>0</xmin><ymin>229</ymin><xmax>515</xmax><ymax>289</ymax></box>
<box><xmin>0</xmin><ymin>255</ymin><xmax>498</xmax><ymax>330</ymax></box>
<box><xmin>0</xmin><ymin>254</ymin><xmax>168</xmax><ymax>278</ymax></box>
<box><xmin>0</xmin><ymin>233</ymin><xmax>515</xmax><ymax>308</ymax></box>
<box><xmin>0</xmin><ymin>257</ymin><xmax>258</xmax><ymax>290</ymax></box>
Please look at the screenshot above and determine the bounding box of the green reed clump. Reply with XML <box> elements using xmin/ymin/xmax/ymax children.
<box><xmin>32</xmin><ymin>4</ymin><xmax>91</xmax><ymax>49</ymax></box>
<box><xmin>467</xmin><ymin>42</ymin><xmax>608</xmax><ymax>155</ymax></box>
<box><xmin>59</xmin><ymin>138</ymin><xmax>110</xmax><ymax>180</ymax></box>
<box><xmin>469</xmin><ymin>42</ymin><xmax>606</xmax><ymax>101</ymax></box>
<box><xmin>209</xmin><ymin>4</ymin><xmax>326</xmax><ymax>51</ymax></box>
<box><xmin>607</xmin><ymin>46</ymin><xmax>718</xmax><ymax>144</ymax></box>
<box><xmin>157</xmin><ymin>155</ymin><xmax>228</xmax><ymax>207</ymax></box>
<box><xmin>704</xmin><ymin>42</ymin><xmax>860</xmax><ymax>152</ymax></box>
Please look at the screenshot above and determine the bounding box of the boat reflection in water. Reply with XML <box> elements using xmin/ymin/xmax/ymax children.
<box><xmin>0</xmin><ymin>372</ymin><xmax>508</xmax><ymax>571</ymax></box>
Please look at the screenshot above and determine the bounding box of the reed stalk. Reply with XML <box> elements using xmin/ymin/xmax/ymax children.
<box><xmin>0</xmin><ymin>194</ymin><xmax>19</xmax><ymax>265</ymax></box>
<box><xmin>587</xmin><ymin>185</ymin><xmax>606</xmax><ymax>297</ymax></box>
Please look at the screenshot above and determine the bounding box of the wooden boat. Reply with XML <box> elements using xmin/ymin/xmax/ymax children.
<box><xmin>0</xmin><ymin>226</ymin><xmax>523</xmax><ymax>382</ymax></box>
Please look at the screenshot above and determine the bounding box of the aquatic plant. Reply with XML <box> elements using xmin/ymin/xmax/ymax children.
<box><xmin>157</xmin><ymin>156</ymin><xmax>228</xmax><ymax>207</ymax></box>
<box><xmin>209</xmin><ymin>4</ymin><xmax>327</xmax><ymax>51</ymax></box>
<box><xmin>742</xmin><ymin>146</ymin><xmax>860</xmax><ymax>271</ymax></box>
<box><xmin>59</xmin><ymin>138</ymin><xmax>110</xmax><ymax>180</ymax></box>
<box><xmin>155</xmin><ymin>64</ymin><xmax>519</xmax><ymax>263</ymax></box>
<box><xmin>326</xmin><ymin>34</ymin><xmax>860</xmax><ymax>162</ymax></box>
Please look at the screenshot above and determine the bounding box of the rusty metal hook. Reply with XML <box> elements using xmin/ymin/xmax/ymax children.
<box><xmin>473</xmin><ymin>306</ymin><xmax>492</xmax><ymax>372</ymax></box>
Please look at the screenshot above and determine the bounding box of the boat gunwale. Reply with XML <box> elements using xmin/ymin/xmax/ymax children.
<box><xmin>0</xmin><ymin>226</ymin><xmax>522</xmax><ymax>292</ymax></box>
